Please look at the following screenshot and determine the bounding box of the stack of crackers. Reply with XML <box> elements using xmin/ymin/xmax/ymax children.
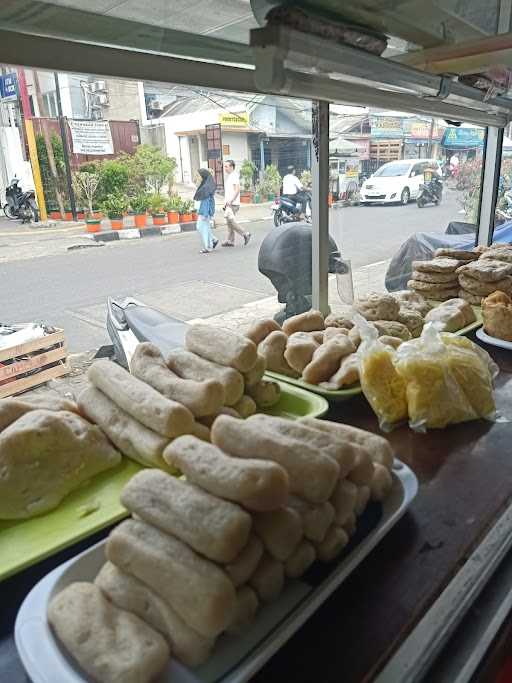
<box><xmin>408</xmin><ymin>257</ymin><xmax>462</xmax><ymax>301</ymax></box>
<box><xmin>457</xmin><ymin>245</ymin><xmax>512</xmax><ymax>304</ymax></box>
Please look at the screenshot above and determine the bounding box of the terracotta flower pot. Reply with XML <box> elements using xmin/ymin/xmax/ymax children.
<box><xmin>153</xmin><ymin>213</ymin><xmax>166</xmax><ymax>226</ymax></box>
<box><xmin>167</xmin><ymin>210</ymin><xmax>180</xmax><ymax>224</ymax></box>
<box><xmin>86</xmin><ymin>218</ymin><xmax>101</xmax><ymax>233</ymax></box>
<box><xmin>93</xmin><ymin>210</ymin><xmax>102</xmax><ymax>219</ymax></box>
<box><xmin>180</xmin><ymin>213</ymin><xmax>193</xmax><ymax>223</ymax></box>
<box><xmin>77</xmin><ymin>211</ymin><xmax>85</xmax><ymax>220</ymax></box>
<box><xmin>192</xmin><ymin>211</ymin><xmax>198</xmax><ymax>220</ymax></box>
<box><xmin>110</xmin><ymin>216</ymin><xmax>124</xmax><ymax>230</ymax></box>
<box><xmin>240</xmin><ymin>191</ymin><xmax>253</xmax><ymax>204</ymax></box>
<box><xmin>49</xmin><ymin>210</ymin><xmax>62</xmax><ymax>220</ymax></box>
<box><xmin>134</xmin><ymin>213</ymin><xmax>147</xmax><ymax>228</ymax></box>
<box><xmin>64</xmin><ymin>210</ymin><xmax>73</xmax><ymax>221</ymax></box>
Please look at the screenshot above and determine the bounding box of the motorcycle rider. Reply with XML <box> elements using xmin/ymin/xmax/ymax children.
<box><xmin>282</xmin><ymin>166</ymin><xmax>307</xmax><ymax>216</ymax></box>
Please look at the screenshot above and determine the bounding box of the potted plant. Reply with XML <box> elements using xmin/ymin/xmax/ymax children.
<box><xmin>300</xmin><ymin>169</ymin><xmax>312</xmax><ymax>189</ymax></box>
<box><xmin>260</xmin><ymin>164</ymin><xmax>282</xmax><ymax>201</ymax></box>
<box><xmin>165</xmin><ymin>195</ymin><xmax>182</xmax><ymax>224</ymax></box>
<box><xmin>149</xmin><ymin>193</ymin><xmax>167</xmax><ymax>226</ymax></box>
<box><xmin>240</xmin><ymin>159</ymin><xmax>257</xmax><ymax>203</ymax></box>
<box><xmin>179</xmin><ymin>199</ymin><xmax>194</xmax><ymax>223</ymax></box>
<box><xmin>130</xmin><ymin>194</ymin><xmax>150</xmax><ymax>228</ymax></box>
<box><xmin>101</xmin><ymin>193</ymin><xmax>129</xmax><ymax>230</ymax></box>
<box><xmin>73</xmin><ymin>171</ymin><xmax>101</xmax><ymax>233</ymax></box>
<box><xmin>253</xmin><ymin>182</ymin><xmax>263</xmax><ymax>204</ymax></box>
<box><xmin>64</xmin><ymin>207</ymin><xmax>73</xmax><ymax>221</ymax></box>
<box><xmin>47</xmin><ymin>202</ymin><xmax>62</xmax><ymax>220</ymax></box>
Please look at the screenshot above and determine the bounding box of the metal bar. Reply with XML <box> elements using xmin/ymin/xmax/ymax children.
<box><xmin>426</xmin><ymin>544</ymin><xmax>512</xmax><ymax>683</ymax></box>
<box><xmin>374</xmin><ymin>495</ymin><xmax>512</xmax><ymax>683</ymax></box>
<box><xmin>251</xmin><ymin>24</ymin><xmax>512</xmax><ymax>121</ymax></box>
<box><xmin>499</xmin><ymin>0</ymin><xmax>512</xmax><ymax>33</ymax></box>
<box><xmin>258</xmin><ymin>68</ymin><xmax>509</xmax><ymax>128</ymax></box>
<box><xmin>0</xmin><ymin>0</ymin><xmax>254</xmax><ymax>68</ymax></box>
<box><xmin>54</xmin><ymin>73</ymin><xmax>77</xmax><ymax>221</ymax></box>
<box><xmin>0</xmin><ymin>29</ymin><xmax>259</xmax><ymax>96</ymax></box>
<box><xmin>311</xmin><ymin>100</ymin><xmax>329</xmax><ymax>315</ymax></box>
<box><xmin>477</xmin><ymin>127</ymin><xmax>503</xmax><ymax>247</ymax></box>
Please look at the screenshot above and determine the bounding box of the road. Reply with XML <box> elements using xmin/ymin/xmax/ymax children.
<box><xmin>331</xmin><ymin>187</ymin><xmax>464</xmax><ymax>268</ymax></box>
<box><xmin>1</xmin><ymin>190</ymin><xmax>464</xmax><ymax>353</ymax></box>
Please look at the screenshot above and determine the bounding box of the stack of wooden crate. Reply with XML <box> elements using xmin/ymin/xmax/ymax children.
<box><xmin>0</xmin><ymin>328</ymin><xmax>69</xmax><ymax>399</ymax></box>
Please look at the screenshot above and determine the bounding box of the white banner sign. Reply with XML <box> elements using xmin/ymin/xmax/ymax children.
<box><xmin>68</xmin><ymin>119</ymin><xmax>114</xmax><ymax>155</ymax></box>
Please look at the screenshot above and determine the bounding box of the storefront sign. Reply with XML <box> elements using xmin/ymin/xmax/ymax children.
<box><xmin>351</xmin><ymin>138</ymin><xmax>370</xmax><ymax>160</ymax></box>
<box><xmin>68</xmin><ymin>119</ymin><xmax>114</xmax><ymax>155</ymax></box>
<box><xmin>403</xmin><ymin>119</ymin><xmax>444</xmax><ymax>141</ymax></box>
<box><xmin>441</xmin><ymin>127</ymin><xmax>485</xmax><ymax>149</ymax></box>
<box><xmin>219</xmin><ymin>112</ymin><xmax>249</xmax><ymax>127</ymax></box>
<box><xmin>370</xmin><ymin>116</ymin><xmax>403</xmax><ymax>138</ymax></box>
<box><xmin>0</xmin><ymin>73</ymin><xmax>18</xmax><ymax>101</ymax></box>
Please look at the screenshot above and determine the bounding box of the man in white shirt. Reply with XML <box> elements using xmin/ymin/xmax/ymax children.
<box><xmin>222</xmin><ymin>160</ymin><xmax>251</xmax><ymax>247</ymax></box>
<box><xmin>282</xmin><ymin>166</ymin><xmax>307</xmax><ymax>215</ymax></box>
<box><xmin>282</xmin><ymin>166</ymin><xmax>303</xmax><ymax>195</ymax></box>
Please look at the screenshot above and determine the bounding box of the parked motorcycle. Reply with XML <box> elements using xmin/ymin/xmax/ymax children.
<box><xmin>106</xmin><ymin>296</ymin><xmax>187</xmax><ymax>368</ymax></box>
<box><xmin>417</xmin><ymin>174</ymin><xmax>443</xmax><ymax>208</ymax></box>
<box><xmin>272</xmin><ymin>190</ymin><xmax>311</xmax><ymax>227</ymax></box>
<box><xmin>3</xmin><ymin>177</ymin><xmax>39</xmax><ymax>222</ymax></box>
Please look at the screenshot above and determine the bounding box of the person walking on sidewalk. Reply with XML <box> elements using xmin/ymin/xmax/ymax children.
<box><xmin>194</xmin><ymin>168</ymin><xmax>218</xmax><ymax>254</ymax></box>
<box><xmin>222</xmin><ymin>159</ymin><xmax>251</xmax><ymax>247</ymax></box>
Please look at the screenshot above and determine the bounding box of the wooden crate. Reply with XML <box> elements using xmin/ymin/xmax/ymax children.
<box><xmin>0</xmin><ymin>329</ymin><xmax>69</xmax><ymax>399</ymax></box>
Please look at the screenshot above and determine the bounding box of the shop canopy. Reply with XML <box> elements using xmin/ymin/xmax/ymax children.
<box><xmin>441</xmin><ymin>126</ymin><xmax>485</xmax><ymax>149</ymax></box>
<box><xmin>329</xmin><ymin>136</ymin><xmax>358</xmax><ymax>155</ymax></box>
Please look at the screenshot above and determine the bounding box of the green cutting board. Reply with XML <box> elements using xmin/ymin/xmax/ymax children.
<box><xmin>0</xmin><ymin>380</ymin><xmax>327</xmax><ymax>581</ymax></box>
<box><xmin>0</xmin><ymin>459</ymin><xmax>142</xmax><ymax>581</ymax></box>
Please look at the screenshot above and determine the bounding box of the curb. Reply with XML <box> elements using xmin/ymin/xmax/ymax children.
<box><xmin>91</xmin><ymin>221</ymin><xmax>195</xmax><ymax>242</ymax></box>
<box><xmin>90</xmin><ymin>216</ymin><xmax>272</xmax><ymax>244</ymax></box>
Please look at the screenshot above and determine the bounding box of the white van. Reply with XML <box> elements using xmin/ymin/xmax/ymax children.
<box><xmin>360</xmin><ymin>159</ymin><xmax>442</xmax><ymax>205</ymax></box>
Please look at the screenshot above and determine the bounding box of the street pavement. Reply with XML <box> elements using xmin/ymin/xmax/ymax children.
<box><xmin>1</xmin><ymin>189</ymin><xmax>466</xmax><ymax>353</ymax></box>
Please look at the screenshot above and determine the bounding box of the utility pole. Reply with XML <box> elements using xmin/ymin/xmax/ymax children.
<box><xmin>32</xmin><ymin>70</ymin><xmax>66</xmax><ymax>218</ymax></box>
<box><xmin>54</xmin><ymin>73</ymin><xmax>77</xmax><ymax>220</ymax></box>
<box><xmin>427</xmin><ymin>117</ymin><xmax>435</xmax><ymax>158</ymax></box>
<box><xmin>16</xmin><ymin>68</ymin><xmax>47</xmax><ymax>222</ymax></box>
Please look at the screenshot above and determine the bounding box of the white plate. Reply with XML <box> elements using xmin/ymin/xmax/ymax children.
<box><xmin>476</xmin><ymin>327</ymin><xmax>512</xmax><ymax>350</ymax></box>
<box><xmin>15</xmin><ymin>461</ymin><xmax>417</xmax><ymax>683</ymax></box>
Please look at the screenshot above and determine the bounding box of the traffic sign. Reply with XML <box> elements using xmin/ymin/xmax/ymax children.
<box><xmin>0</xmin><ymin>73</ymin><xmax>18</xmax><ymax>101</ymax></box>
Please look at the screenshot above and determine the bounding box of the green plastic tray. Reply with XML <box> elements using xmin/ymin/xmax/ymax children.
<box><xmin>266</xmin><ymin>371</ymin><xmax>362</xmax><ymax>401</ymax></box>
<box><xmin>266</xmin><ymin>306</ymin><xmax>483</xmax><ymax>402</ymax></box>
<box><xmin>0</xmin><ymin>380</ymin><xmax>326</xmax><ymax>582</ymax></box>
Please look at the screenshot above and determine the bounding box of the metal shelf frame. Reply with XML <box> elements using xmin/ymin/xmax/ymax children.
<box><xmin>250</xmin><ymin>24</ymin><xmax>512</xmax><ymax>127</ymax></box>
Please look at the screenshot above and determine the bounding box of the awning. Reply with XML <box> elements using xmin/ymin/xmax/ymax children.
<box><xmin>441</xmin><ymin>127</ymin><xmax>485</xmax><ymax>149</ymax></box>
<box><xmin>329</xmin><ymin>136</ymin><xmax>357</xmax><ymax>155</ymax></box>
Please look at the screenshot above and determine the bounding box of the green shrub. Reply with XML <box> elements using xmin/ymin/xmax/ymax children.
<box><xmin>101</xmin><ymin>193</ymin><xmax>129</xmax><ymax>219</ymax></box>
<box><xmin>300</xmin><ymin>169</ymin><xmax>312</xmax><ymax>188</ymax></box>
<box><xmin>73</xmin><ymin>171</ymin><xmax>100</xmax><ymax>217</ymax></box>
<box><xmin>180</xmin><ymin>199</ymin><xmax>195</xmax><ymax>214</ymax></box>
<box><xmin>165</xmin><ymin>194</ymin><xmax>183</xmax><ymax>212</ymax></box>
<box><xmin>240</xmin><ymin>159</ymin><xmax>257</xmax><ymax>191</ymax></box>
<box><xmin>260</xmin><ymin>164</ymin><xmax>282</xmax><ymax>196</ymax></box>
<box><xmin>36</xmin><ymin>133</ymin><xmax>67</xmax><ymax>206</ymax></box>
<box><xmin>125</xmin><ymin>145</ymin><xmax>178</xmax><ymax>194</ymax></box>
<box><xmin>149</xmin><ymin>193</ymin><xmax>166</xmax><ymax>215</ymax></box>
<box><xmin>98</xmin><ymin>160</ymin><xmax>129</xmax><ymax>200</ymax></box>
<box><xmin>130</xmin><ymin>193</ymin><xmax>150</xmax><ymax>214</ymax></box>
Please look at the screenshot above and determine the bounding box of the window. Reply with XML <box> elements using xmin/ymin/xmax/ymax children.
<box><xmin>1</xmin><ymin>66</ymin><xmax>312</xmax><ymax>353</ymax></box>
<box><xmin>328</xmin><ymin>111</ymin><xmax>485</xmax><ymax>312</ymax></box>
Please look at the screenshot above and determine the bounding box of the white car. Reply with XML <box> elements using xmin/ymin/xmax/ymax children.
<box><xmin>360</xmin><ymin>159</ymin><xmax>442</xmax><ymax>205</ymax></box>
